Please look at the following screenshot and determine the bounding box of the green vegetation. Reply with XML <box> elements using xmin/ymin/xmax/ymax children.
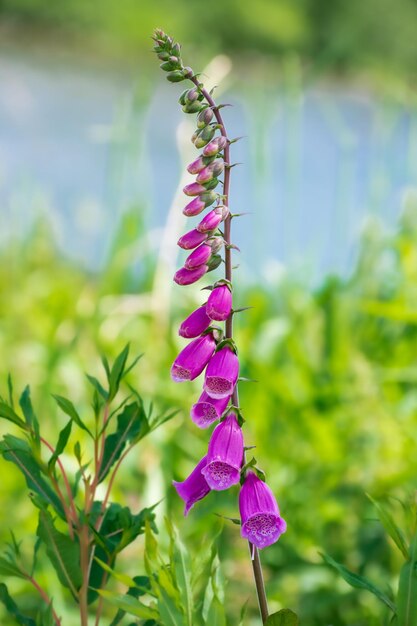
<box><xmin>1</xmin><ymin>0</ymin><xmax>417</xmax><ymax>79</ymax></box>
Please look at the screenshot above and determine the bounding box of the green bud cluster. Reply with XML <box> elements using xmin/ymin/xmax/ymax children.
<box><xmin>152</xmin><ymin>29</ymin><xmax>196</xmax><ymax>85</ymax></box>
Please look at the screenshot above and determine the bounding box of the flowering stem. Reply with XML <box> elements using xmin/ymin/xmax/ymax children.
<box><xmin>191</xmin><ymin>77</ymin><xmax>270</xmax><ymax>623</ymax></box>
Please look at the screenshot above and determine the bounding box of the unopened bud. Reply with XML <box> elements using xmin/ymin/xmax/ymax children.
<box><xmin>167</xmin><ymin>71</ymin><xmax>186</xmax><ymax>83</ymax></box>
<box><xmin>186</xmin><ymin>87</ymin><xmax>200</xmax><ymax>102</ymax></box>
<box><xmin>182</xmin><ymin>101</ymin><xmax>204</xmax><ymax>114</ymax></box>
<box><xmin>183</xmin><ymin>182</ymin><xmax>207</xmax><ymax>196</ymax></box>
<box><xmin>160</xmin><ymin>60</ymin><xmax>179</xmax><ymax>72</ymax></box>
<box><xmin>203</xmin><ymin>136</ymin><xmax>227</xmax><ymax>156</ymax></box>
<box><xmin>182</xmin><ymin>66</ymin><xmax>194</xmax><ymax>78</ymax></box>
<box><xmin>187</xmin><ymin>156</ymin><xmax>207</xmax><ymax>174</ymax></box>
<box><xmin>206</xmin><ymin>254</ymin><xmax>223</xmax><ymax>272</ymax></box>
<box><xmin>197</xmin><ymin>206</ymin><xmax>226</xmax><ymax>233</ymax></box>
<box><xmin>196</xmin><ymin>159</ymin><xmax>224</xmax><ymax>184</ymax></box>
<box><xmin>199</xmin><ymin>190</ymin><xmax>217</xmax><ymax>207</ymax></box>
<box><xmin>172</xmin><ymin>42</ymin><xmax>181</xmax><ymax>56</ymax></box>
<box><xmin>157</xmin><ymin>51</ymin><xmax>170</xmax><ymax>61</ymax></box>
<box><xmin>194</xmin><ymin>125</ymin><xmax>216</xmax><ymax>148</ymax></box>
<box><xmin>210</xmin><ymin>237</ymin><xmax>224</xmax><ymax>254</ymax></box>
<box><xmin>203</xmin><ymin>178</ymin><xmax>219</xmax><ymax>191</ymax></box>
<box><xmin>197</xmin><ymin>107</ymin><xmax>214</xmax><ymax>129</ymax></box>
<box><xmin>183</xmin><ymin>197</ymin><xmax>206</xmax><ymax>217</ymax></box>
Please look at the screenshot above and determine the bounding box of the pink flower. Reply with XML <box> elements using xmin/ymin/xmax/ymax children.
<box><xmin>179</xmin><ymin>306</ymin><xmax>211</xmax><ymax>339</ymax></box>
<box><xmin>190</xmin><ymin>391</ymin><xmax>230</xmax><ymax>428</ymax></box>
<box><xmin>177</xmin><ymin>229</ymin><xmax>208</xmax><ymax>250</ymax></box>
<box><xmin>201</xmin><ymin>413</ymin><xmax>244</xmax><ymax>490</ymax></box>
<box><xmin>183</xmin><ymin>197</ymin><xmax>206</xmax><ymax>217</ymax></box>
<box><xmin>206</xmin><ymin>284</ymin><xmax>232</xmax><ymax>321</ymax></box>
<box><xmin>171</xmin><ymin>333</ymin><xmax>216</xmax><ymax>382</ymax></box>
<box><xmin>184</xmin><ymin>243</ymin><xmax>212</xmax><ymax>269</ymax></box>
<box><xmin>183</xmin><ymin>182</ymin><xmax>207</xmax><ymax>196</ymax></box>
<box><xmin>173</xmin><ymin>455</ymin><xmax>211</xmax><ymax>515</ymax></box>
<box><xmin>239</xmin><ymin>472</ymin><xmax>287</xmax><ymax>549</ymax></box>
<box><xmin>204</xmin><ymin>346</ymin><xmax>239</xmax><ymax>399</ymax></box>
<box><xmin>197</xmin><ymin>206</ymin><xmax>228</xmax><ymax>233</ymax></box>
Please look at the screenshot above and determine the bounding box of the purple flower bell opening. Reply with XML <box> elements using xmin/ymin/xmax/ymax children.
<box><xmin>174</xmin><ymin>264</ymin><xmax>208</xmax><ymax>285</ymax></box>
<box><xmin>177</xmin><ymin>229</ymin><xmax>208</xmax><ymax>250</ymax></box>
<box><xmin>171</xmin><ymin>333</ymin><xmax>216</xmax><ymax>382</ymax></box>
<box><xmin>204</xmin><ymin>345</ymin><xmax>239</xmax><ymax>399</ymax></box>
<box><xmin>179</xmin><ymin>306</ymin><xmax>211</xmax><ymax>339</ymax></box>
<box><xmin>201</xmin><ymin>412</ymin><xmax>244</xmax><ymax>489</ymax></box>
<box><xmin>184</xmin><ymin>243</ymin><xmax>212</xmax><ymax>270</ymax></box>
<box><xmin>206</xmin><ymin>284</ymin><xmax>232</xmax><ymax>321</ymax></box>
<box><xmin>173</xmin><ymin>455</ymin><xmax>211</xmax><ymax>515</ymax></box>
<box><xmin>239</xmin><ymin>472</ymin><xmax>287</xmax><ymax>549</ymax></box>
<box><xmin>190</xmin><ymin>391</ymin><xmax>230</xmax><ymax>428</ymax></box>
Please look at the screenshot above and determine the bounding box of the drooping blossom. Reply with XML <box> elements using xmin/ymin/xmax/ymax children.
<box><xmin>190</xmin><ymin>391</ymin><xmax>230</xmax><ymax>428</ymax></box>
<box><xmin>239</xmin><ymin>472</ymin><xmax>287</xmax><ymax>549</ymax></box>
<box><xmin>201</xmin><ymin>412</ymin><xmax>244</xmax><ymax>489</ymax></box>
<box><xmin>206</xmin><ymin>283</ymin><xmax>232</xmax><ymax>321</ymax></box>
<box><xmin>173</xmin><ymin>455</ymin><xmax>211</xmax><ymax>515</ymax></box>
<box><xmin>174</xmin><ymin>264</ymin><xmax>208</xmax><ymax>285</ymax></box>
<box><xmin>171</xmin><ymin>333</ymin><xmax>216</xmax><ymax>382</ymax></box>
<box><xmin>179</xmin><ymin>306</ymin><xmax>211</xmax><ymax>339</ymax></box>
<box><xmin>204</xmin><ymin>345</ymin><xmax>239</xmax><ymax>399</ymax></box>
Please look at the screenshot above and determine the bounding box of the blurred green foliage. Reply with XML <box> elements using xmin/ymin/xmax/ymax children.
<box><xmin>2</xmin><ymin>191</ymin><xmax>417</xmax><ymax>623</ymax></box>
<box><xmin>1</xmin><ymin>0</ymin><xmax>417</xmax><ymax>79</ymax></box>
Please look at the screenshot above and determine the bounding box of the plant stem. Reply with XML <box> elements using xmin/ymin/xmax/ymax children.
<box><xmin>26</xmin><ymin>574</ymin><xmax>62</xmax><ymax>625</ymax></box>
<box><xmin>192</xmin><ymin>77</ymin><xmax>270</xmax><ymax>624</ymax></box>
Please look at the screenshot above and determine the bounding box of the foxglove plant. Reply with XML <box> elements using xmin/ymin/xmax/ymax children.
<box><xmin>153</xmin><ymin>29</ymin><xmax>288</xmax><ymax>622</ymax></box>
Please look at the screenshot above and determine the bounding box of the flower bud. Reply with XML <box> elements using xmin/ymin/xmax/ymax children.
<box><xmin>206</xmin><ymin>254</ymin><xmax>222</xmax><ymax>272</ymax></box>
<box><xmin>201</xmin><ymin>413</ymin><xmax>244</xmax><ymax>490</ymax></box>
<box><xmin>191</xmin><ymin>392</ymin><xmax>231</xmax><ymax>428</ymax></box>
<box><xmin>184</xmin><ymin>243</ymin><xmax>212</xmax><ymax>270</ymax></box>
<box><xmin>179</xmin><ymin>89</ymin><xmax>189</xmax><ymax>105</ymax></box>
<box><xmin>187</xmin><ymin>156</ymin><xmax>208</xmax><ymax>175</ymax></box>
<box><xmin>209</xmin><ymin>237</ymin><xmax>223</xmax><ymax>255</ymax></box>
<box><xmin>185</xmin><ymin>87</ymin><xmax>200</xmax><ymax>103</ymax></box>
<box><xmin>157</xmin><ymin>51</ymin><xmax>170</xmax><ymax>61</ymax></box>
<box><xmin>177</xmin><ymin>229</ymin><xmax>208</xmax><ymax>250</ymax></box>
<box><xmin>182</xmin><ymin>101</ymin><xmax>204</xmax><ymax>114</ymax></box>
<box><xmin>197</xmin><ymin>159</ymin><xmax>225</xmax><ymax>183</ymax></box>
<box><xmin>202</xmin><ymin>177</ymin><xmax>219</xmax><ymax>191</ymax></box>
<box><xmin>160</xmin><ymin>60</ymin><xmax>179</xmax><ymax>72</ymax></box>
<box><xmin>197</xmin><ymin>107</ymin><xmax>214</xmax><ymax>129</ymax></box>
<box><xmin>239</xmin><ymin>472</ymin><xmax>287</xmax><ymax>549</ymax></box>
<box><xmin>173</xmin><ymin>455</ymin><xmax>211</xmax><ymax>516</ymax></box>
<box><xmin>172</xmin><ymin>42</ymin><xmax>181</xmax><ymax>57</ymax></box>
<box><xmin>174</xmin><ymin>264</ymin><xmax>208</xmax><ymax>285</ymax></box>
<box><xmin>182</xmin><ymin>66</ymin><xmax>194</xmax><ymax>78</ymax></box>
<box><xmin>183</xmin><ymin>197</ymin><xmax>206</xmax><ymax>217</ymax></box>
<box><xmin>183</xmin><ymin>182</ymin><xmax>207</xmax><ymax>197</ymax></box>
<box><xmin>203</xmin><ymin>136</ymin><xmax>227</xmax><ymax>156</ymax></box>
<box><xmin>171</xmin><ymin>333</ymin><xmax>216</xmax><ymax>382</ymax></box>
<box><xmin>179</xmin><ymin>306</ymin><xmax>211</xmax><ymax>339</ymax></box>
<box><xmin>197</xmin><ymin>206</ymin><xmax>227</xmax><ymax>233</ymax></box>
<box><xmin>194</xmin><ymin>125</ymin><xmax>216</xmax><ymax>148</ymax></box>
<box><xmin>167</xmin><ymin>71</ymin><xmax>185</xmax><ymax>83</ymax></box>
<box><xmin>206</xmin><ymin>284</ymin><xmax>232</xmax><ymax>321</ymax></box>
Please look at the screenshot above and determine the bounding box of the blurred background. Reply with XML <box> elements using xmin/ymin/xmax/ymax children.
<box><xmin>1</xmin><ymin>0</ymin><xmax>417</xmax><ymax>624</ymax></box>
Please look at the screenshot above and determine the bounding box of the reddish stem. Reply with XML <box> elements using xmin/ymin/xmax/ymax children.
<box><xmin>26</xmin><ymin>574</ymin><xmax>62</xmax><ymax>625</ymax></box>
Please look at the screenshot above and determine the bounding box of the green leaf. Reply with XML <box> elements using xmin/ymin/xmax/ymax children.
<box><xmin>367</xmin><ymin>494</ymin><xmax>409</xmax><ymax>559</ymax></box>
<box><xmin>48</xmin><ymin>420</ymin><xmax>73</xmax><ymax>471</ymax></box>
<box><xmin>86</xmin><ymin>375</ymin><xmax>109</xmax><ymax>401</ymax></box>
<box><xmin>397</xmin><ymin>538</ymin><xmax>417</xmax><ymax>625</ymax></box>
<box><xmin>0</xmin><ymin>583</ymin><xmax>36</xmax><ymax>626</ymax></box>
<box><xmin>98</xmin><ymin>402</ymin><xmax>149</xmax><ymax>483</ymax></box>
<box><xmin>52</xmin><ymin>394</ymin><xmax>93</xmax><ymax>437</ymax></box>
<box><xmin>94</xmin><ymin>557</ymin><xmax>138</xmax><ymax>588</ymax></box>
<box><xmin>19</xmin><ymin>386</ymin><xmax>40</xmax><ymax>444</ymax></box>
<box><xmin>166</xmin><ymin>519</ymin><xmax>192</xmax><ymax>626</ymax></box>
<box><xmin>321</xmin><ymin>553</ymin><xmax>396</xmax><ymax>612</ymax></box>
<box><xmin>108</xmin><ymin>344</ymin><xmax>130</xmax><ymax>400</ymax></box>
<box><xmin>0</xmin><ymin>402</ymin><xmax>26</xmax><ymax>429</ymax></box>
<box><xmin>0</xmin><ymin>556</ymin><xmax>26</xmax><ymax>579</ymax></box>
<box><xmin>158</xmin><ymin>587</ymin><xmax>184</xmax><ymax>626</ymax></box>
<box><xmin>36</xmin><ymin>509</ymin><xmax>82</xmax><ymax>599</ymax></box>
<box><xmin>265</xmin><ymin>609</ymin><xmax>299</xmax><ymax>626</ymax></box>
<box><xmin>108</xmin><ymin>576</ymin><xmax>152</xmax><ymax>626</ymax></box>
<box><xmin>95</xmin><ymin>589</ymin><xmax>159</xmax><ymax>620</ymax></box>
<box><xmin>0</xmin><ymin>435</ymin><xmax>64</xmax><ymax>517</ymax></box>
<box><xmin>36</xmin><ymin>602</ymin><xmax>55</xmax><ymax>626</ymax></box>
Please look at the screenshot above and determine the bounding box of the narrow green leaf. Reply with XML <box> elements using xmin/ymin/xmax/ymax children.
<box><xmin>48</xmin><ymin>420</ymin><xmax>73</xmax><ymax>471</ymax></box>
<box><xmin>19</xmin><ymin>386</ymin><xmax>40</xmax><ymax>443</ymax></box>
<box><xmin>0</xmin><ymin>583</ymin><xmax>36</xmax><ymax>626</ymax></box>
<box><xmin>203</xmin><ymin>595</ymin><xmax>226</xmax><ymax>626</ymax></box>
<box><xmin>167</xmin><ymin>520</ymin><xmax>192</xmax><ymax>626</ymax></box>
<box><xmin>53</xmin><ymin>394</ymin><xmax>93</xmax><ymax>437</ymax></box>
<box><xmin>397</xmin><ymin>537</ymin><xmax>417</xmax><ymax>625</ymax></box>
<box><xmin>321</xmin><ymin>553</ymin><xmax>396</xmax><ymax>612</ymax></box>
<box><xmin>265</xmin><ymin>609</ymin><xmax>299</xmax><ymax>626</ymax></box>
<box><xmin>95</xmin><ymin>589</ymin><xmax>159</xmax><ymax>620</ymax></box>
<box><xmin>94</xmin><ymin>557</ymin><xmax>138</xmax><ymax>588</ymax></box>
<box><xmin>109</xmin><ymin>344</ymin><xmax>130</xmax><ymax>400</ymax></box>
<box><xmin>158</xmin><ymin>587</ymin><xmax>184</xmax><ymax>626</ymax></box>
<box><xmin>7</xmin><ymin>374</ymin><xmax>14</xmax><ymax>408</ymax></box>
<box><xmin>0</xmin><ymin>402</ymin><xmax>26</xmax><ymax>429</ymax></box>
<box><xmin>36</xmin><ymin>601</ymin><xmax>55</xmax><ymax>626</ymax></box>
<box><xmin>109</xmin><ymin>576</ymin><xmax>152</xmax><ymax>626</ymax></box>
<box><xmin>86</xmin><ymin>374</ymin><xmax>109</xmax><ymax>401</ymax></box>
<box><xmin>36</xmin><ymin>510</ymin><xmax>82</xmax><ymax>599</ymax></box>
<box><xmin>0</xmin><ymin>435</ymin><xmax>64</xmax><ymax>517</ymax></box>
<box><xmin>367</xmin><ymin>494</ymin><xmax>409</xmax><ymax>559</ymax></box>
<box><xmin>0</xmin><ymin>556</ymin><xmax>26</xmax><ymax>579</ymax></box>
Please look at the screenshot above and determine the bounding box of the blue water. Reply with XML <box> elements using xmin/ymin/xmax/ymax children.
<box><xmin>1</xmin><ymin>52</ymin><xmax>416</xmax><ymax>283</ymax></box>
